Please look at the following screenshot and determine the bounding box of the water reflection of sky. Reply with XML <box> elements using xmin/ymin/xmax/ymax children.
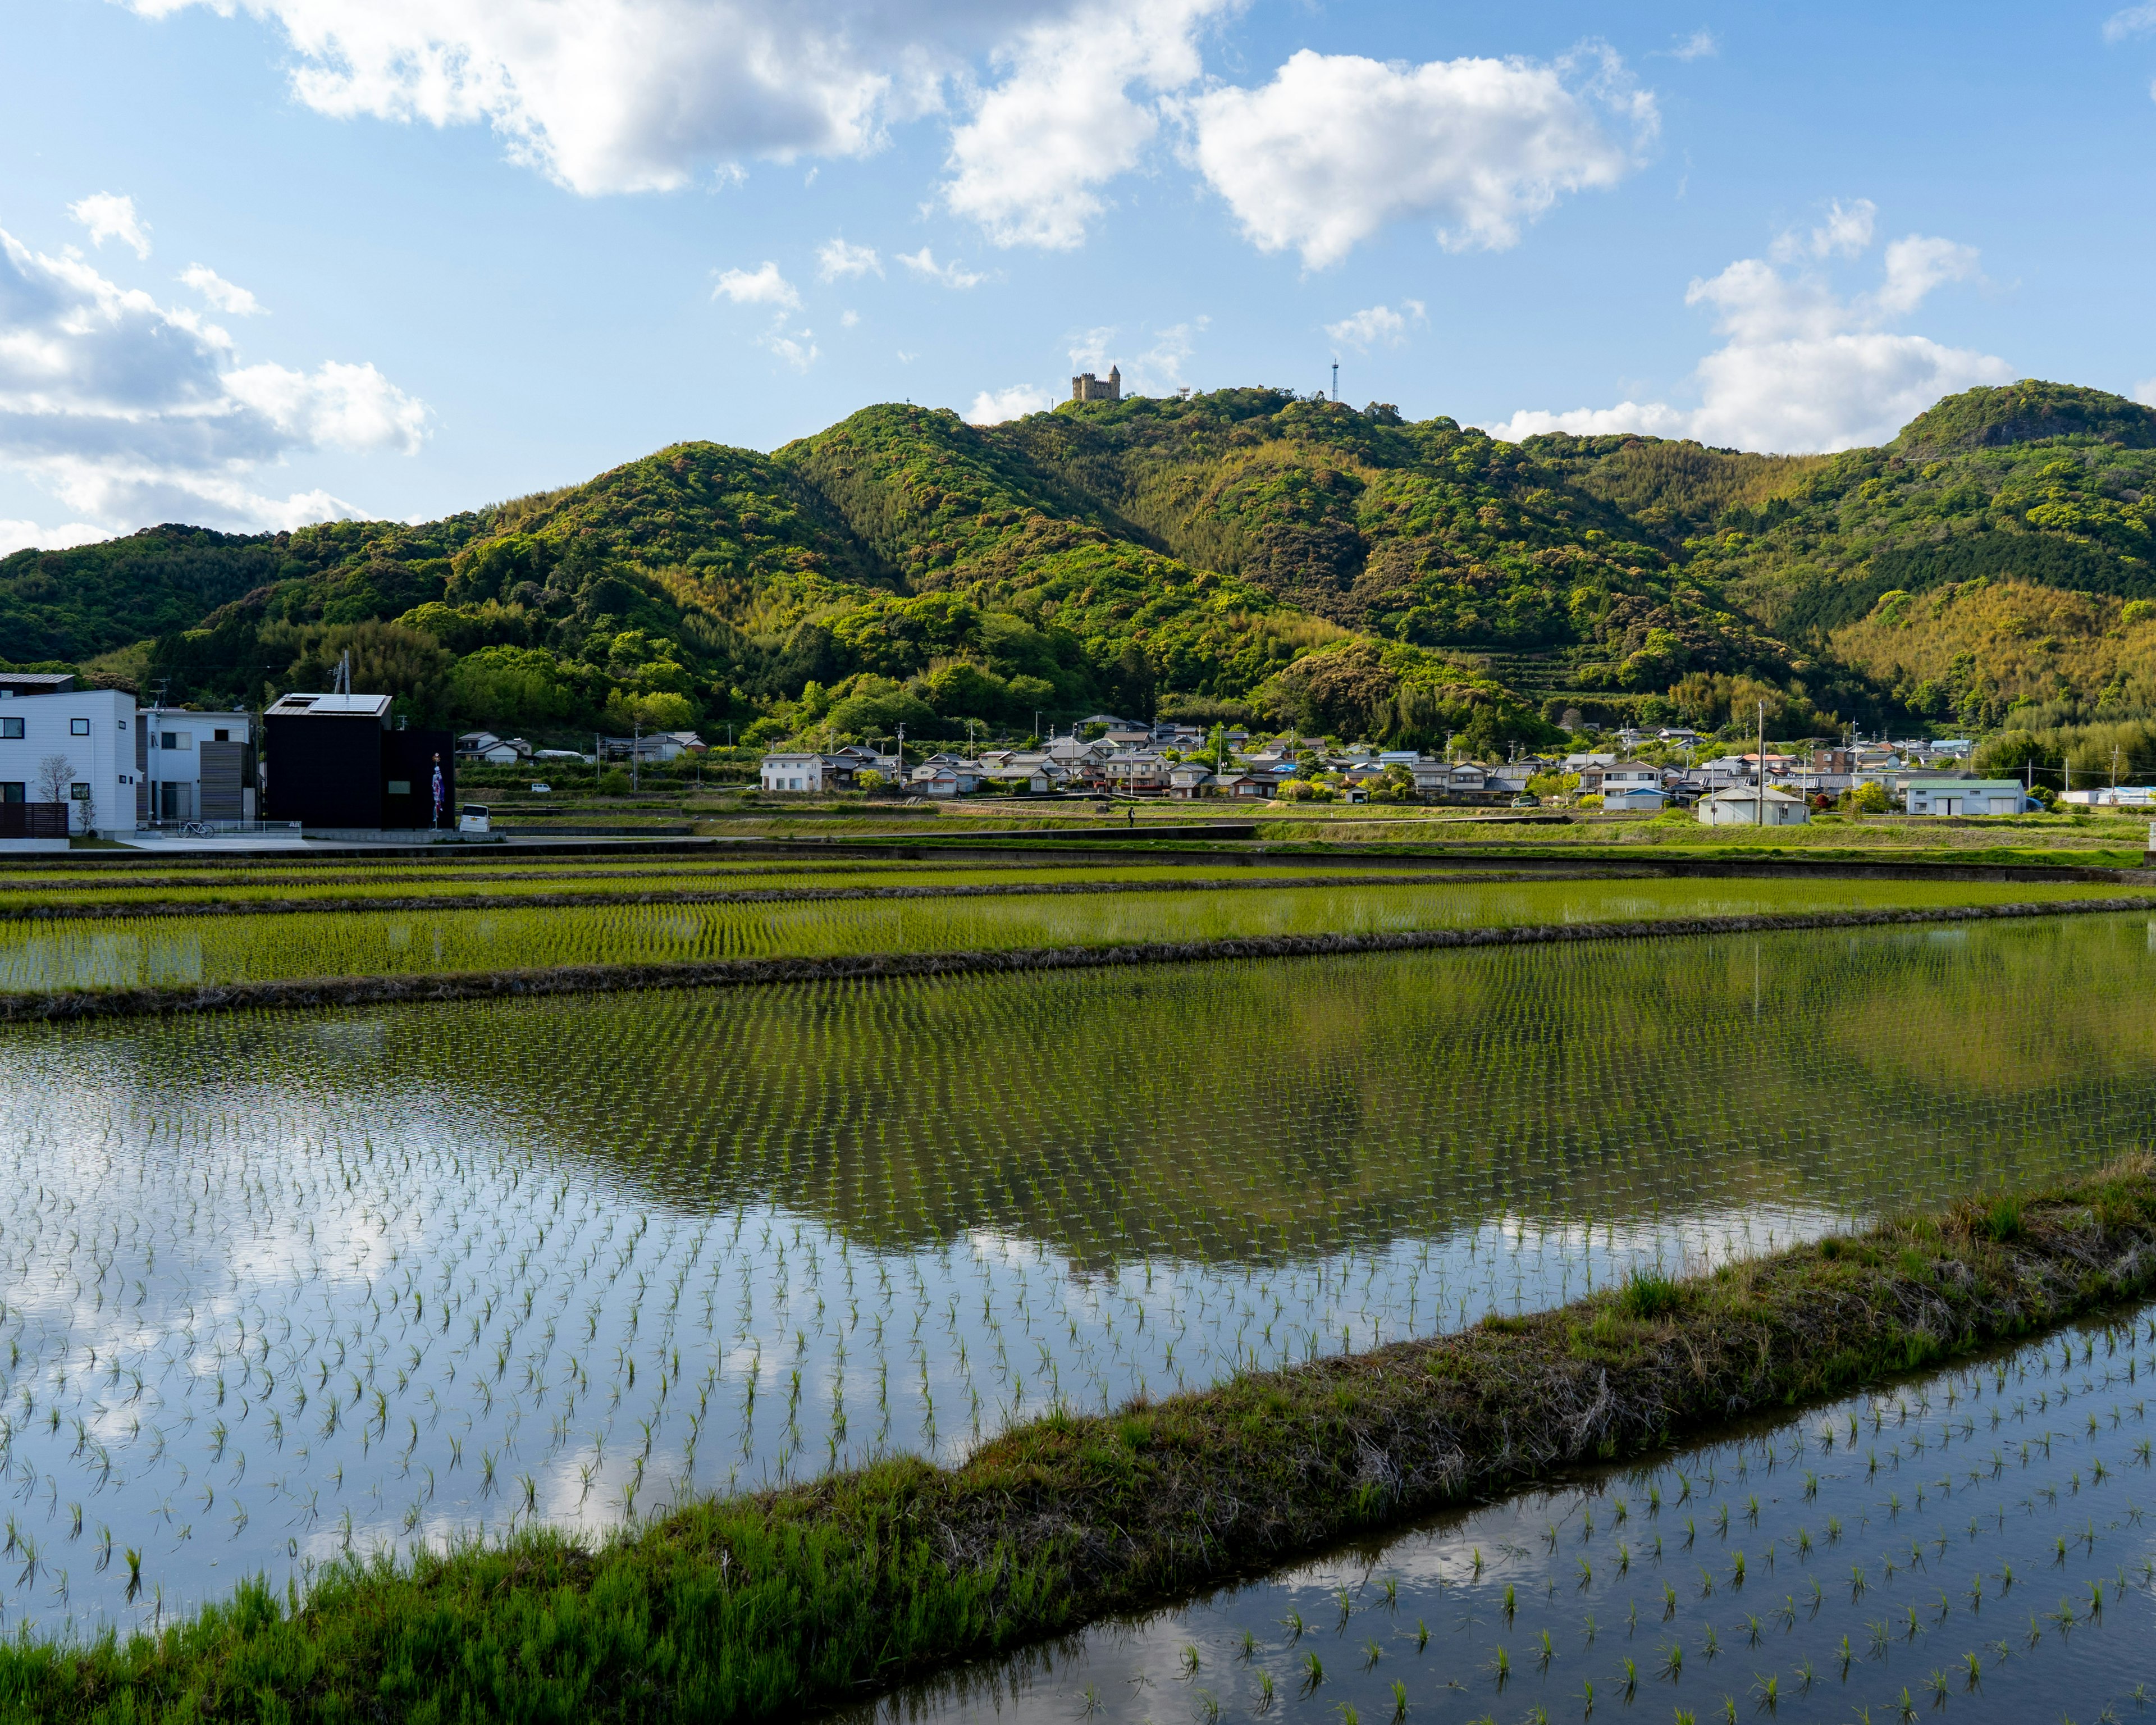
<box><xmin>0</xmin><ymin>916</ymin><xmax>2152</xmax><ymax>1640</ymax></box>
<box><xmin>841</xmin><ymin>1312</ymin><xmax>2156</xmax><ymax>1724</ymax></box>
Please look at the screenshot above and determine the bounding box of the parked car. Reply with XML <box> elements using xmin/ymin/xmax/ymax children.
<box><xmin>1509</xmin><ymin>792</ymin><xmax>1540</xmax><ymax>808</ymax></box>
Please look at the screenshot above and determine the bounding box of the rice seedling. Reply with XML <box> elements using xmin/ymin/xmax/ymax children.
<box><xmin>2</xmin><ymin>874</ymin><xmax>2144</xmax><ymax>998</ymax></box>
<box><xmin>0</xmin><ymin>905</ymin><xmax>2150</xmax><ymax>1668</ymax></box>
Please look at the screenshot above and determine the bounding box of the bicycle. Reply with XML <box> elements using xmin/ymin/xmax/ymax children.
<box><xmin>180</xmin><ymin>820</ymin><xmax>217</xmax><ymax>838</ymax></box>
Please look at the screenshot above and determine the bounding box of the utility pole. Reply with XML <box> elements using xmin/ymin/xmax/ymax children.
<box><xmin>1331</xmin><ymin>358</ymin><xmax>1339</xmax><ymax>403</ymax></box>
<box><xmin>1755</xmin><ymin>699</ymin><xmax>1765</xmax><ymax>829</ymax></box>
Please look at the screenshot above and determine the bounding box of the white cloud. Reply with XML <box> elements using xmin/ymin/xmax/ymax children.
<box><xmin>1324</xmin><ymin>300</ymin><xmax>1426</xmax><ymax>350</ymax></box>
<box><xmin>2134</xmin><ymin>377</ymin><xmax>2156</xmax><ymax>408</ymax></box>
<box><xmin>759</xmin><ymin>326</ymin><xmax>819</xmax><ymax>371</ymax></box>
<box><xmin>1127</xmin><ymin>317</ymin><xmax>1205</xmax><ymax>393</ymax></box>
<box><xmin>223</xmin><ymin>360</ymin><xmax>427</xmax><ymax>451</ymax></box>
<box><xmin>68</xmin><ymin>193</ymin><xmax>152</xmax><ymax>259</ymax></box>
<box><xmin>1771</xmin><ymin>196</ymin><xmax>1875</xmax><ymax>263</ymax></box>
<box><xmin>1187</xmin><ymin>44</ymin><xmax>1655</xmax><ymax>268</ymax></box>
<box><xmin>944</xmin><ymin>0</ymin><xmax>1234</xmax><ymax>249</ymax></box>
<box><xmin>967</xmin><ymin>383</ymin><xmax>1053</xmax><ymax>422</ymax></box>
<box><xmin>710</xmin><ymin>261</ymin><xmax>800</xmax><ymax>308</ymax></box>
<box><xmin>0</xmin><ymin>519</ymin><xmax>107</xmax><ymax>556</ymax></box>
<box><xmin>1490</xmin><ymin>213</ymin><xmax>2009</xmax><ymax>453</ymax></box>
<box><xmin>839</xmin><ymin>309</ymin><xmax>860</xmax><ymax>327</ymax></box>
<box><xmin>0</xmin><ymin>223</ymin><xmax>427</xmax><ymax>531</ymax></box>
<box><xmin>1669</xmin><ymin>29</ymin><xmax>1717</xmax><ymax>60</ymax></box>
<box><xmin>1872</xmin><ymin>234</ymin><xmax>1982</xmax><ymax>316</ymax></box>
<box><xmin>179</xmin><ymin>263</ymin><xmax>266</xmax><ymax>316</ymax></box>
<box><xmin>897</xmin><ymin>246</ymin><xmax>985</xmax><ymax>288</ymax></box>
<box><xmin>1068</xmin><ymin>325</ymin><xmax>1116</xmax><ymax>374</ymax></box>
<box><xmin>122</xmin><ymin>0</ymin><xmax>1145</xmax><ymax>200</ymax></box>
<box><xmin>815</xmin><ymin>238</ymin><xmax>881</xmax><ymax>281</ymax></box>
<box><xmin>2105</xmin><ymin>3</ymin><xmax>2156</xmax><ymax>41</ymax></box>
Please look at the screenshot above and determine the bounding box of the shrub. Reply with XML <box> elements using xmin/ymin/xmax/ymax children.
<box><xmin>1980</xmin><ymin>1197</ymin><xmax>2024</xmax><ymax>1242</ymax></box>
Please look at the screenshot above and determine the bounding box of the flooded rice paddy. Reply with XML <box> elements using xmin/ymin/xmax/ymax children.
<box><xmin>0</xmin><ymin>875</ymin><xmax>2140</xmax><ymax>990</ymax></box>
<box><xmin>1</xmin><ymin>913</ymin><xmax>2154</xmax><ymax>1642</ymax></box>
<box><xmin>847</xmin><ymin>1311</ymin><xmax>2156</xmax><ymax>1724</ymax></box>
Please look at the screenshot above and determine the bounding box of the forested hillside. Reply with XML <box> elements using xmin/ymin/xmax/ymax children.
<box><xmin>5</xmin><ymin>378</ymin><xmax>2154</xmax><ymax>747</ymax></box>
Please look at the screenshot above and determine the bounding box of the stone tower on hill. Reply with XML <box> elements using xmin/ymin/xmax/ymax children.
<box><xmin>1071</xmin><ymin>366</ymin><xmax>1121</xmax><ymax>402</ymax></box>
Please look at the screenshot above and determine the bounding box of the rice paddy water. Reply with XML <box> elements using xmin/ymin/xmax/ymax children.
<box><xmin>0</xmin><ymin>874</ymin><xmax>2140</xmax><ymax>991</ymax></box>
<box><xmin>844</xmin><ymin>1309</ymin><xmax>2156</xmax><ymax>1724</ymax></box>
<box><xmin>1</xmin><ymin>911</ymin><xmax>2155</xmax><ymax>1642</ymax></box>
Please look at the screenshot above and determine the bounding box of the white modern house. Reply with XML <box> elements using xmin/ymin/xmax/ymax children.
<box><xmin>141</xmin><ymin>708</ymin><xmax>255</xmax><ymax>823</ymax></box>
<box><xmin>0</xmin><ymin>680</ymin><xmax>141</xmax><ymax>838</ymax></box>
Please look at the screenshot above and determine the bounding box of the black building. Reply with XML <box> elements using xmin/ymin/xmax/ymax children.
<box><xmin>262</xmin><ymin>693</ymin><xmax>454</xmax><ymax>829</ymax></box>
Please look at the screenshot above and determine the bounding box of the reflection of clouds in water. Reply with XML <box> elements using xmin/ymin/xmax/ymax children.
<box><xmin>0</xmin><ymin>918</ymin><xmax>2147</xmax><ymax>1637</ymax></box>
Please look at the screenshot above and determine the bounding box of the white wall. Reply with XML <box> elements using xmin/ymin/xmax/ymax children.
<box><xmin>0</xmin><ymin>689</ymin><xmax>139</xmax><ymax>834</ymax></box>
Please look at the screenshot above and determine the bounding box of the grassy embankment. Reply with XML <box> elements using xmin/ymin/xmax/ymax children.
<box><xmin>3</xmin><ymin>1158</ymin><xmax>2152</xmax><ymax>1722</ymax></box>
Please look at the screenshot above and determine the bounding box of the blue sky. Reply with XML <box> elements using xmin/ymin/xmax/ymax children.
<box><xmin>5</xmin><ymin>1</ymin><xmax>2156</xmax><ymax>553</ymax></box>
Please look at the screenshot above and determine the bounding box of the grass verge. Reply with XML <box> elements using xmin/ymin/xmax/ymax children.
<box><xmin>3</xmin><ymin>1158</ymin><xmax>2154</xmax><ymax>1722</ymax></box>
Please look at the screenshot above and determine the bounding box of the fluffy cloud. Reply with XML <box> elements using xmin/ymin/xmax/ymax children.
<box><xmin>124</xmin><ymin>0</ymin><xmax>1145</xmax><ymax>198</ymax></box>
<box><xmin>1187</xmin><ymin>45</ymin><xmax>1654</xmax><ymax>268</ymax></box>
<box><xmin>1669</xmin><ymin>29</ymin><xmax>1717</xmax><ymax>60</ymax></box>
<box><xmin>0</xmin><ymin>518</ymin><xmax>107</xmax><ymax>557</ymax></box>
<box><xmin>943</xmin><ymin>0</ymin><xmax>1233</xmax><ymax>249</ymax></box>
<box><xmin>1325</xmin><ymin>300</ymin><xmax>1426</xmax><ymax>350</ymax></box>
<box><xmin>815</xmin><ymin>238</ymin><xmax>881</xmax><ymax>281</ymax></box>
<box><xmin>967</xmin><ymin>383</ymin><xmax>1053</xmax><ymax>422</ymax></box>
<box><xmin>710</xmin><ymin>261</ymin><xmax>800</xmax><ymax>308</ymax></box>
<box><xmin>1491</xmin><ymin>215</ymin><xmax>2009</xmax><ymax>453</ymax></box>
<box><xmin>897</xmin><ymin>247</ymin><xmax>985</xmax><ymax>288</ymax></box>
<box><xmin>69</xmin><ymin>193</ymin><xmax>153</xmax><ymax>259</ymax></box>
<box><xmin>0</xmin><ymin>221</ymin><xmax>427</xmax><ymax>531</ymax></box>
<box><xmin>180</xmin><ymin>263</ymin><xmax>265</xmax><ymax>316</ymax></box>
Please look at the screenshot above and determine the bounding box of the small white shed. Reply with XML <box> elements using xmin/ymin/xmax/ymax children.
<box><xmin>1697</xmin><ymin>785</ymin><xmax>1810</xmax><ymax>827</ymax></box>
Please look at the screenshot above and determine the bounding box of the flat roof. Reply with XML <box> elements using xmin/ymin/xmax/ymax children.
<box><xmin>265</xmin><ymin>692</ymin><xmax>393</xmax><ymax>718</ymax></box>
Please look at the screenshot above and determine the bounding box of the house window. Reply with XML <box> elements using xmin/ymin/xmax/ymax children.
<box><xmin>68</xmin><ymin>783</ymin><xmax>89</xmax><ymax>800</ymax></box>
<box><xmin>213</xmin><ymin>729</ymin><xmax>230</xmax><ymax>742</ymax></box>
<box><xmin>0</xmin><ymin>718</ymin><xmax>19</xmax><ymax>740</ymax></box>
<box><xmin>0</xmin><ymin>784</ymin><xmax>19</xmax><ymax>802</ymax></box>
<box><xmin>161</xmin><ymin>731</ymin><xmax>191</xmax><ymax>750</ymax></box>
<box><xmin>386</xmin><ymin>779</ymin><xmax>412</xmax><ymax>796</ymax></box>
<box><xmin>70</xmin><ymin>718</ymin><xmax>90</xmax><ymax>736</ymax></box>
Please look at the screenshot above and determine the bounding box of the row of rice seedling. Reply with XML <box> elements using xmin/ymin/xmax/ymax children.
<box><xmin>882</xmin><ymin>1307</ymin><xmax>2156</xmax><ymax>1725</ymax></box>
<box><xmin>0</xmin><ymin>861</ymin><xmax>1469</xmax><ymax>916</ymax></box>
<box><xmin>0</xmin><ymin>854</ymin><xmax>1114</xmax><ymax>897</ymax></box>
<box><xmin>0</xmin><ymin>913</ymin><xmax>2152</xmax><ymax>1634</ymax></box>
<box><xmin>0</xmin><ymin>876</ymin><xmax>2142</xmax><ymax>991</ymax></box>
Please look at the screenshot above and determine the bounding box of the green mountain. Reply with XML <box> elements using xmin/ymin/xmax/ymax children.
<box><xmin>7</xmin><ymin>380</ymin><xmax>2155</xmax><ymax>746</ymax></box>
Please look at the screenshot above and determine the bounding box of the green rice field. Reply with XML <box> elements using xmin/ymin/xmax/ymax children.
<box><xmin>0</xmin><ymin>874</ymin><xmax>2143</xmax><ymax>991</ymax></box>
<box><xmin>4</xmin><ymin>910</ymin><xmax>2156</xmax><ymax>1640</ymax></box>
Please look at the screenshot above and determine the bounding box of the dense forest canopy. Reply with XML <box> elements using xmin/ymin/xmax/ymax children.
<box><xmin>7</xmin><ymin>378</ymin><xmax>2156</xmax><ymax>747</ymax></box>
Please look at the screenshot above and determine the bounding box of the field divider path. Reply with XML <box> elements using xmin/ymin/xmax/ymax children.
<box><xmin>0</xmin><ymin>870</ymin><xmax>1558</xmax><ymax>921</ymax></box>
<box><xmin>3</xmin><ymin>891</ymin><xmax>2150</xmax><ymax>1020</ymax></box>
<box><xmin>11</xmin><ymin>1160</ymin><xmax>2156</xmax><ymax>1722</ymax></box>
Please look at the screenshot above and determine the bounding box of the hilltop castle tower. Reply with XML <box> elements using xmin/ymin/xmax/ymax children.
<box><xmin>1071</xmin><ymin>365</ymin><xmax>1121</xmax><ymax>403</ymax></box>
